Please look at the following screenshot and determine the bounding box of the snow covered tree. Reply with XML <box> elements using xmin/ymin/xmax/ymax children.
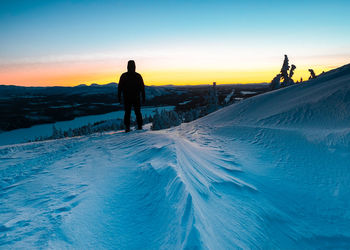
<box><xmin>309</xmin><ymin>69</ymin><xmax>316</xmax><ymax>79</ymax></box>
<box><xmin>270</xmin><ymin>74</ymin><xmax>282</xmax><ymax>90</ymax></box>
<box><xmin>224</xmin><ymin>89</ymin><xmax>235</xmax><ymax>104</ymax></box>
<box><xmin>151</xmin><ymin>109</ymin><xmax>181</xmax><ymax>130</ymax></box>
<box><xmin>168</xmin><ymin>110</ymin><xmax>181</xmax><ymax>126</ymax></box>
<box><xmin>207</xmin><ymin>82</ymin><xmax>219</xmax><ymax>112</ymax></box>
<box><xmin>280</xmin><ymin>55</ymin><xmax>290</xmax><ymax>84</ymax></box>
<box><xmin>289</xmin><ymin>64</ymin><xmax>296</xmax><ymax>79</ymax></box>
<box><xmin>272</xmin><ymin>55</ymin><xmax>297</xmax><ymax>88</ymax></box>
<box><xmin>151</xmin><ymin>109</ymin><xmax>161</xmax><ymax>130</ymax></box>
<box><xmin>52</xmin><ymin>125</ymin><xmax>59</xmax><ymax>139</ymax></box>
<box><xmin>183</xmin><ymin>109</ymin><xmax>201</xmax><ymax>123</ymax></box>
<box><xmin>184</xmin><ymin>110</ymin><xmax>194</xmax><ymax>122</ymax></box>
<box><xmin>51</xmin><ymin>125</ymin><xmax>63</xmax><ymax>139</ymax></box>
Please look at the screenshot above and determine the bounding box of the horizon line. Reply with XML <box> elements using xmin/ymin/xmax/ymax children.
<box><xmin>0</xmin><ymin>81</ymin><xmax>271</xmax><ymax>88</ymax></box>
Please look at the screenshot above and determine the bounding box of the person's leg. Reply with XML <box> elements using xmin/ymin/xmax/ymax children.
<box><xmin>134</xmin><ymin>102</ymin><xmax>143</xmax><ymax>130</ymax></box>
<box><xmin>124</xmin><ymin>102</ymin><xmax>132</xmax><ymax>132</ymax></box>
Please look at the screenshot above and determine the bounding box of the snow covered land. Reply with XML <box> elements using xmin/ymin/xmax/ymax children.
<box><xmin>0</xmin><ymin>106</ymin><xmax>174</xmax><ymax>146</ymax></box>
<box><xmin>1</xmin><ymin>64</ymin><xmax>350</xmax><ymax>248</ymax></box>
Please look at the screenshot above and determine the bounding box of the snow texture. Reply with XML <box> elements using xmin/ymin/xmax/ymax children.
<box><xmin>1</xmin><ymin>64</ymin><xmax>350</xmax><ymax>248</ymax></box>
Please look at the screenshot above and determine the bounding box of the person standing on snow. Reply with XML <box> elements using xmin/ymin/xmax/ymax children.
<box><xmin>118</xmin><ymin>60</ymin><xmax>146</xmax><ymax>132</ymax></box>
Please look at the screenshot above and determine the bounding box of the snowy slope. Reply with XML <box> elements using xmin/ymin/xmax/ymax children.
<box><xmin>1</xmin><ymin>65</ymin><xmax>350</xmax><ymax>248</ymax></box>
<box><xmin>210</xmin><ymin>63</ymin><xmax>350</xmax><ymax>129</ymax></box>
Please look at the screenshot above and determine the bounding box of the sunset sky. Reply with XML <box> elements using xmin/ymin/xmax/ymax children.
<box><xmin>0</xmin><ymin>0</ymin><xmax>349</xmax><ymax>86</ymax></box>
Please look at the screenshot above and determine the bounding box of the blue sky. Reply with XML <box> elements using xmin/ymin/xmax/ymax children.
<box><xmin>0</xmin><ymin>0</ymin><xmax>349</xmax><ymax>85</ymax></box>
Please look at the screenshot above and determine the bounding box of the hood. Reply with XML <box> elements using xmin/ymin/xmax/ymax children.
<box><xmin>127</xmin><ymin>60</ymin><xmax>136</xmax><ymax>72</ymax></box>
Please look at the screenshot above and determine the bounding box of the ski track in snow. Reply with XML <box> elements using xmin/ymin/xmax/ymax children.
<box><xmin>1</xmin><ymin>64</ymin><xmax>350</xmax><ymax>248</ymax></box>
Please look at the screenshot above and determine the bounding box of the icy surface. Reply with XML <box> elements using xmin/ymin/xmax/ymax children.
<box><xmin>1</xmin><ymin>65</ymin><xmax>350</xmax><ymax>248</ymax></box>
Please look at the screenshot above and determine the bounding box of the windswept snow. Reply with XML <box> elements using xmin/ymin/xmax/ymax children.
<box><xmin>1</xmin><ymin>64</ymin><xmax>350</xmax><ymax>248</ymax></box>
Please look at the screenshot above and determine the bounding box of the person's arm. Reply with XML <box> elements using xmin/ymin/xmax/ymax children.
<box><xmin>140</xmin><ymin>75</ymin><xmax>145</xmax><ymax>104</ymax></box>
<box><xmin>118</xmin><ymin>74</ymin><xmax>124</xmax><ymax>103</ymax></box>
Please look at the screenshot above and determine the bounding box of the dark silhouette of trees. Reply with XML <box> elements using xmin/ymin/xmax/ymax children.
<box><xmin>271</xmin><ymin>55</ymin><xmax>297</xmax><ymax>89</ymax></box>
<box><xmin>289</xmin><ymin>64</ymin><xmax>296</xmax><ymax>79</ymax></box>
<box><xmin>271</xmin><ymin>74</ymin><xmax>282</xmax><ymax>90</ymax></box>
<box><xmin>280</xmin><ymin>55</ymin><xmax>290</xmax><ymax>84</ymax></box>
<box><xmin>308</xmin><ymin>69</ymin><xmax>316</xmax><ymax>79</ymax></box>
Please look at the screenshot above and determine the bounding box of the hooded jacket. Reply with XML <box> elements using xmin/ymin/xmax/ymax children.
<box><xmin>118</xmin><ymin>60</ymin><xmax>145</xmax><ymax>103</ymax></box>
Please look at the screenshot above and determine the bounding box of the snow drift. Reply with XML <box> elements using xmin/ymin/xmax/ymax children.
<box><xmin>1</xmin><ymin>64</ymin><xmax>350</xmax><ymax>248</ymax></box>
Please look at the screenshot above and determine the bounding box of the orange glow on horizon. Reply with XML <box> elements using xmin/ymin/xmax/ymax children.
<box><xmin>1</xmin><ymin>47</ymin><xmax>348</xmax><ymax>87</ymax></box>
<box><xmin>0</xmin><ymin>63</ymin><xmax>339</xmax><ymax>87</ymax></box>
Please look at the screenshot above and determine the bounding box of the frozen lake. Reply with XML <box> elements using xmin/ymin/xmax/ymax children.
<box><xmin>0</xmin><ymin>106</ymin><xmax>174</xmax><ymax>146</ymax></box>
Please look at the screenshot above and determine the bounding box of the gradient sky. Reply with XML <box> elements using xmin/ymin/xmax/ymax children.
<box><xmin>0</xmin><ymin>0</ymin><xmax>349</xmax><ymax>86</ymax></box>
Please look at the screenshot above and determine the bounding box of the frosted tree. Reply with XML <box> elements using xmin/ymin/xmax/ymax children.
<box><xmin>52</xmin><ymin>125</ymin><xmax>59</xmax><ymax>139</ymax></box>
<box><xmin>52</xmin><ymin>125</ymin><xmax>63</xmax><ymax>139</ymax></box>
<box><xmin>280</xmin><ymin>55</ymin><xmax>290</xmax><ymax>84</ymax></box>
<box><xmin>224</xmin><ymin>89</ymin><xmax>235</xmax><ymax>104</ymax></box>
<box><xmin>184</xmin><ymin>110</ymin><xmax>194</xmax><ymax>123</ymax></box>
<box><xmin>272</xmin><ymin>55</ymin><xmax>297</xmax><ymax>88</ymax></box>
<box><xmin>168</xmin><ymin>110</ymin><xmax>181</xmax><ymax>127</ymax></box>
<box><xmin>183</xmin><ymin>109</ymin><xmax>201</xmax><ymax>123</ymax></box>
<box><xmin>191</xmin><ymin>109</ymin><xmax>200</xmax><ymax>120</ymax></box>
<box><xmin>308</xmin><ymin>69</ymin><xmax>316</xmax><ymax>79</ymax></box>
<box><xmin>270</xmin><ymin>74</ymin><xmax>282</xmax><ymax>90</ymax></box>
<box><xmin>151</xmin><ymin>110</ymin><xmax>181</xmax><ymax>130</ymax></box>
<box><xmin>207</xmin><ymin>82</ymin><xmax>219</xmax><ymax>112</ymax></box>
<box><xmin>289</xmin><ymin>64</ymin><xmax>296</xmax><ymax>79</ymax></box>
<box><xmin>151</xmin><ymin>109</ymin><xmax>162</xmax><ymax>130</ymax></box>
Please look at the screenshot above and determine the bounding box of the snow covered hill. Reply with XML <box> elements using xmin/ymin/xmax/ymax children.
<box><xmin>211</xmin><ymin>63</ymin><xmax>350</xmax><ymax>129</ymax></box>
<box><xmin>1</xmin><ymin>64</ymin><xmax>350</xmax><ymax>248</ymax></box>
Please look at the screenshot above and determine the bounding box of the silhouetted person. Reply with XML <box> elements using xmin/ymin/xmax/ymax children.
<box><xmin>118</xmin><ymin>60</ymin><xmax>145</xmax><ymax>132</ymax></box>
